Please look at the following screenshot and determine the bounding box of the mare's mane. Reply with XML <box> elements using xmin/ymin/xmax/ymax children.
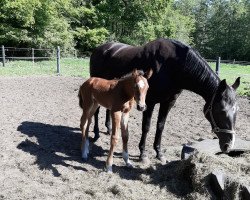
<box><xmin>184</xmin><ymin>48</ymin><xmax>220</xmax><ymax>94</ymax></box>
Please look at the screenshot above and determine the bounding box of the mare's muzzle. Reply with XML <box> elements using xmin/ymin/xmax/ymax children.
<box><xmin>137</xmin><ymin>104</ymin><xmax>147</xmax><ymax>111</ymax></box>
<box><xmin>216</xmin><ymin>132</ymin><xmax>236</xmax><ymax>153</ymax></box>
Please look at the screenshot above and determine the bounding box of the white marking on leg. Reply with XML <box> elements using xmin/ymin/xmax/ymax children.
<box><xmin>231</xmin><ymin>133</ymin><xmax>236</xmax><ymax>149</ymax></box>
<box><xmin>106</xmin><ymin>165</ymin><xmax>112</xmax><ymax>173</ymax></box>
<box><xmin>122</xmin><ymin>151</ymin><xmax>133</xmax><ymax>168</ymax></box>
<box><xmin>82</xmin><ymin>138</ymin><xmax>89</xmax><ymax>160</ymax></box>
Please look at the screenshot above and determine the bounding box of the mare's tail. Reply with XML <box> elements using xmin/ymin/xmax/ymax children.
<box><xmin>78</xmin><ymin>86</ymin><xmax>83</xmax><ymax>109</ymax></box>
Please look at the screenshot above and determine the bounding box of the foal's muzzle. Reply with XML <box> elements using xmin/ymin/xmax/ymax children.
<box><xmin>137</xmin><ymin>104</ymin><xmax>147</xmax><ymax>111</ymax></box>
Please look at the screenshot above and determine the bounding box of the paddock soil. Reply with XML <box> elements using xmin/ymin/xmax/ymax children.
<box><xmin>0</xmin><ymin>76</ymin><xmax>249</xmax><ymax>200</ymax></box>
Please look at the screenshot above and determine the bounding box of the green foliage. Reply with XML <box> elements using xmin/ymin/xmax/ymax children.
<box><xmin>96</xmin><ymin>0</ymin><xmax>194</xmax><ymax>45</ymax></box>
<box><xmin>0</xmin><ymin>0</ymin><xmax>249</xmax><ymax>60</ymax></box>
<box><xmin>0</xmin><ymin>0</ymin><xmax>75</xmax><ymax>52</ymax></box>
<box><xmin>175</xmin><ymin>0</ymin><xmax>250</xmax><ymax>61</ymax></box>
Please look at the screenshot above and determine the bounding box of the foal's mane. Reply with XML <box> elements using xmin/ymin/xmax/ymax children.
<box><xmin>118</xmin><ymin>70</ymin><xmax>144</xmax><ymax>80</ymax></box>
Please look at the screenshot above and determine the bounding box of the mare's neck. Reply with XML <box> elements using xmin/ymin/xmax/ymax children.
<box><xmin>181</xmin><ymin>51</ymin><xmax>220</xmax><ymax>103</ymax></box>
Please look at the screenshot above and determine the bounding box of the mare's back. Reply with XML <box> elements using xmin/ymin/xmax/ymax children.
<box><xmin>90</xmin><ymin>42</ymin><xmax>142</xmax><ymax>79</ymax></box>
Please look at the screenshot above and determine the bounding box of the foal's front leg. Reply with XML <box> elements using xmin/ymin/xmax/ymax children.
<box><xmin>121</xmin><ymin>112</ymin><xmax>133</xmax><ymax>168</ymax></box>
<box><xmin>106</xmin><ymin>111</ymin><xmax>122</xmax><ymax>172</ymax></box>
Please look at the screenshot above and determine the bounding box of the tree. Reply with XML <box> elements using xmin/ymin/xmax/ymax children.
<box><xmin>0</xmin><ymin>0</ymin><xmax>75</xmax><ymax>53</ymax></box>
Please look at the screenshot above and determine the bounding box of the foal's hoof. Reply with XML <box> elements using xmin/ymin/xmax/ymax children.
<box><xmin>139</xmin><ymin>155</ymin><xmax>150</xmax><ymax>165</ymax></box>
<box><xmin>105</xmin><ymin>166</ymin><xmax>113</xmax><ymax>173</ymax></box>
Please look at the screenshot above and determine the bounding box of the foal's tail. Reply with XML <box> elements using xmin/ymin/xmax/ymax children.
<box><xmin>78</xmin><ymin>86</ymin><xmax>83</xmax><ymax>109</ymax></box>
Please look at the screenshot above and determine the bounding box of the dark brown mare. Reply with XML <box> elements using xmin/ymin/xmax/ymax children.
<box><xmin>78</xmin><ymin>69</ymin><xmax>152</xmax><ymax>172</ymax></box>
<box><xmin>90</xmin><ymin>38</ymin><xmax>240</xmax><ymax>163</ymax></box>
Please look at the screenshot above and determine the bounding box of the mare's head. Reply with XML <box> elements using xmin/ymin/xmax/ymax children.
<box><xmin>132</xmin><ymin>68</ymin><xmax>153</xmax><ymax>111</ymax></box>
<box><xmin>204</xmin><ymin>77</ymin><xmax>240</xmax><ymax>153</ymax></box>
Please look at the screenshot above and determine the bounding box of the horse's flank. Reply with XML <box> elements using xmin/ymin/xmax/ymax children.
<box><xmin>79</xmin><ymin>76</ymin><xmax>136</xmax><ymax>112</ymax></box>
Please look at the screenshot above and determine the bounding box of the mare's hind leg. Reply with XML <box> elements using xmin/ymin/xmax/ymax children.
<box><xmin>139</xmin><ymin>101</ymin><xmax>155</xmax><ymax>163</ymax></box>
<box><xmin>93</xmin><ymin>107</ymin><xmax>100</xmax><ymax>142</ymax></box>
<box><xmin>121</xmin><ymin>112</ymin><xmax>133</xmax><ymax>168</ymax></box>
<box><xmin>154</xmin><ymin>94</ymin><xmax>180</xmax><ymax>163</ymax></box>
<box><xmin>106</xmin><ymin>111</ymin><xmax>121</xmax><ymax>172</ymax></box>
<box><xmin>105</xmin><ymin>109</ymin><xmax>112</xmax><ymax>135</ymax></box>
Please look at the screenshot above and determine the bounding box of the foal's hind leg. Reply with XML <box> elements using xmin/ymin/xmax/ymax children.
<box><xmin>121</xmin><ymin>112</ymin><xmax>133</xmax><ymax>168</ymax></box>
<box><xmin>80</xmin><ymin>113</ymin><xmax>90</xmax><ymax>161</ymax></box>
<box><xmin>81</xmin><ymin>102</ymin><xmax>99</xmax><ymax>161</ymax></box>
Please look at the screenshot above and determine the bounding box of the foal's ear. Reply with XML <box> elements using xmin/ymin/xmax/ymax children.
<box><xmin>132</xmin><ymin>68</ymin><xmax>138</xmax><ymax>76</ymax></box>
<box><xmin>232</xmin><ymin>77</ymin><xmax>240</xmax><ymax>90</ymax></box>
<box><xmin>144</xmin><ymin>68</ymin><xmax>153</xmax><ymax>79</ymax></box>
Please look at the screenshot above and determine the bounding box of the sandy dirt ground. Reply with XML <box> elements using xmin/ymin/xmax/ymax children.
<box><xmin>0</xmin><ymin>76</ymin><xmax>249</xmax><ymax>200</ymax></box>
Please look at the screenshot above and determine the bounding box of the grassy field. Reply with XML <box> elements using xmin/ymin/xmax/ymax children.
<box><xmin>209</xmin><ymin>62</ymin><xmax>250</xmax><ymax>96</ymax></box>
<box><xmin>0</xmin><ymin>58</ymin><xmax>90</xmax><ymax>77</ymax></box>
<box><xmin>0</xmin><ymin>58</ymin><xmax>249</xmax><ymax>96</ymax></box>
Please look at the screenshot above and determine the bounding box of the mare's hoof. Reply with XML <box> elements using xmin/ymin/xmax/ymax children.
<box><xmin>89</xmin><ymin>135</ymin><xmax>100</xmax><ymax>143</ymax></box>
<box><xmin>107</xmin><ymin>129</ymin><xmax>111</xmax><ymax>135</ymax></box>
<box><xmin>139</xmin><ymin>155</ymin><xmax>150</xmax><ymax>165</ymax></box>
<box><xmin>82</xmin><ymin>157</ymin><xmax>88</xmax><ymax>162</ymax></box>
<box><xmin>126</xmin><ymin>162</ymin><xmax>134</xmax><ymax>168</ymax></box>
<box><xmin>157</xmin><ymin>154</ymin><xmax>167</xmax><ymax>163</ymax></box>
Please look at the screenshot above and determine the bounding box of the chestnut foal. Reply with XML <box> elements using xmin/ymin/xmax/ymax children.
<box><xmin>78</xmin><ymin>69</ymin><xmax>152</xmax><ymax>172</ymax></box>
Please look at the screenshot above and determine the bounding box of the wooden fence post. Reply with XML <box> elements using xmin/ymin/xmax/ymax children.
<box><xmin>32</xmin><ymin>48</ymin><xmax>34</xmax><ymax>64</ymax></box>
<box><xmin>216</xmin><ymin>57</ymin><xmax>220</xmax><ymax>76</ymax></box>
<box><xmin>2</xmin><ymin>45</ymin><xmax>5</xmax><ymax>67</ymax></box>
<box><xmin>56</xmin><ymin>46</ymin><xmax>60</xmax><ymax>75</ymax></box>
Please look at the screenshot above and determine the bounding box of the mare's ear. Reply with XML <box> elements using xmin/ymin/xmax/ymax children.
<box><xmin>232</xmin><ymin>77</ymin><xmax>240</xmax><ymax>90</ymax></box>
<box><xmin>144</xmin><ymin>68</ymin><xmax>153</xmax><ymax>79</ymax></box>
<box><xmin>217</xmin><ymin>79</ymin><xmax>227</xmax><ymax>94</ymax></box>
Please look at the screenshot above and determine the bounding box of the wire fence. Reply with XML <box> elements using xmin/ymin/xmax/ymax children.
<box><xmin>0</xmin><ymin>46</ymin><xmax>250</xmax><ymax>78</ymax></box>
<box><xmin>0</xmin><ymin>45</ymin><xmax>80</xmax><ymax>74</ymax></box>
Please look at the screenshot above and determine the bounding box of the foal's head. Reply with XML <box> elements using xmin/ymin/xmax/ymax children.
<box><xmin>204</xmin><ymin>77</ymin><xmax>240</xmax><ymax>153</ymax></box>
<box><xmin>132</xmin><ymin>68</ymin><xmax>153</xmax><ymax>111</ymax></box>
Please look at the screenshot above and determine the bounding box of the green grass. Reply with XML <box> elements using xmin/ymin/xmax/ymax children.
<box><xmin>0</xmin><ymin>58</ymin><xmax>90</xmax><ymax>77</ymax></box>
<box><xmin>0</xmin><ymin>59</ymin><xmax>249</xmax><ymax>96</ymax></box>
<box><xmin>209</xmin><ymin>62</ymin><xmax>250</xmax><ymax>96</ymax></box>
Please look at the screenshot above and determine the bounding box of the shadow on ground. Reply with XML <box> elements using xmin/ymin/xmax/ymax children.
<box><xmin>17</xmin><ymin>121</ymin><xmax>107</xmax><ymax>177</ymax></box>
<box><xmin>17</xmin><ymin>121</ymin><xmax>194</xmax><ymax>197</ymax></box>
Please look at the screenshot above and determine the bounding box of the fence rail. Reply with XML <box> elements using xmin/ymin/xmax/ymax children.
<box><xmin>1</xmin><ymin>46</ymin><xmax>250</xmax><ymax>77</ymax></box>
<box><xmin>0</xmin><ymin>45</ymin><xmax>60</xmax><ymax>74</ymax></box>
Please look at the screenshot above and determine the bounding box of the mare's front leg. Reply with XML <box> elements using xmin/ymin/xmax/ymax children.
<box><xmin>154</xmin><ymin>96</ymin><xmax>179</xmax><ymax>162</ymax></box>
<box><xmin>106</xmin><ymin>111</ymin><xmax>121</xmax><ymax>172</ymax></box>
<box><xmin>139</xmin><ymin>101</ymin><xmax>155</xmax><ymax>163</ymax></box>
<box><xmin>121</xmin><ymin>112</ymin><xmax>133</xmax><ymax>168</ymax></box>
